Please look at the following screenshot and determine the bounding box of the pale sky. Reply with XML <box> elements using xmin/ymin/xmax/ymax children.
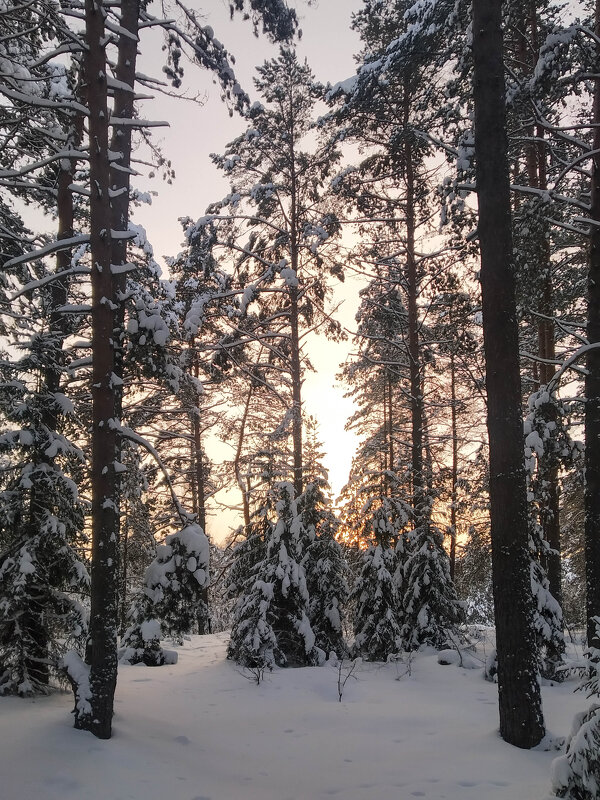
<box><xmin>132</xmin><ymin>1</ymin><xmax>366</xmax><ymax>538</ymax></box>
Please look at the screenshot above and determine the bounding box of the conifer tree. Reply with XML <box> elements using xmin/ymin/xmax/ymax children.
<box><xmin>209</xmin><ymin>46</ymin><xmax>343</xmax><ymax>497</ymax></box>
<box><xmin>120</xmin><ymin>522</ymin><xmax>210</xmax><ymax>665</ymax></box>
<box><xmin>228</xmin><ymin>483</ymin><xmax>319</xmax><ymax>668</ymax></box>
<box><xmin>351</xmin><ymin>543</ymin><xmax>401</xmax><ymax>662</ymax></box>
<box><xmin>300</xmin><ymin>482</ymin><xmax>348</xmax><ymax>658</ymax></box>
<box><xmin>401</xmin><ymin>524</ymin><xmax>465</xmax><ymax>651</ymax></box>
<box><xmin>550</xmin><ymin>619</ymin><xmax>600</xmax><ymax>799</ymax></box>
<box><xmin>0</xmin><ymin>380</ymin><xmax>88</xmax><ymax>694</ymax></box>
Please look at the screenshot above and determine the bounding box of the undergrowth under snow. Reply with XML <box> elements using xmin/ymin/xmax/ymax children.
<box><xmin>0</xmin><ymin>632</ymin><xmax>589</xmax><ymax>800</ymax></box>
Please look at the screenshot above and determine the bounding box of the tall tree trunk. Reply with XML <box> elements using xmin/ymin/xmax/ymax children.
<box><xmin>234</xmin><ymin>384</ymin><xmax>253</xmax><ymax>533</ymax></box>
<box><xmin>109</xmin><ymin>0</ymin><xmax>140</xmax><ymax>534</ymax></box>
<box><xmin>286</xmin><ymin>78</ymin><xmax>303</xmax><ymax>500</ymax></box>
<box><xmin>403</xmin><ymin>87</ymin><xmax>425</xmax><ymax>527</ymax></box>
<box><xmin>449</xmin><ymin>351</ymin><xmax>458</xmax><ymax>581</ymax></box>
<box><xmin>35</xmin><ymin>97</ymin><xmax>84</xmax><ymax>689</ymax></box>
<box><xmin>190</xmin><ymin>363</ymin><xmax>210</xmax><ymax>635</ymax></box>
<box><xmin>472</xmin><ymin>0</ymin><xmax>545</xmax><ymax>748</ymax></box>
<box><xmin>120</xmin><ymin>501</ymin><xmax>129</xmax><ymax>635</ymax></box>
<box><xmin>289</xmin><ymin>283</ymin><xmax>303</xmax><ymax>498</ymax></box>
<box><xmin>387</xmin><ymin>375</ymin><xmax>395</xmax><ymax>492</ymax></box>
<box><xmin>80</xmin><ymin>0</ymin><xmax>119</xmax><ymax>739</ymax></box>
<box><xmin>518</xmin><ymin>2</ymin><xmax>562</xmax><ymax>610</ymax></box>
<box><xmin>585</xmin><ymin>0</ymin><xmax>600</xmax><ymax>647</ymax></box>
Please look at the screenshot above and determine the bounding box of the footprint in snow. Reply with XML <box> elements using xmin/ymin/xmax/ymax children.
<box><xmin>458</xmin><ymin>781</ymin><xmax>479</xmax><ymax>787</ymax></box>
<box><xmin>174</xmin><ymin>735</ymin><xmax>191</xmax><ymax>745</ymax></box>
<box><xmin>46</xmin><ymin>776</ymin><xmax>81</xmax><ymax>792</ymax></box>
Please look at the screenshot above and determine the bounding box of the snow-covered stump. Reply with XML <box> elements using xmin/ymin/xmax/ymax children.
<box><xmin>550</xmin><ymin>619</ymin><xmax>600</xmax><ymax>799</ymax></box>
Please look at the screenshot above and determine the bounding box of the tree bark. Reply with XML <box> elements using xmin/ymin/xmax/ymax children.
<box><xmin>585</xmin><ymin>0</ymin><xmax>600</xmax><ymax>647</ymax></box>
<box><xmin>449</xmin><ymin>351</ymin><xmax>458</xmax><ymax>581</ymax></box>
<box><xmin>518</xmin><ymin>3</ymin><xmax>562</xmax><ymax>610</ymax></box>
<box><xmin>234</xmin><ymin>383</ymin><xmax>253</xmax><ymax>533</ymax></box>
<box><xmin>109</xmin><ymin>0</ymin><xmax>140</xmax><ymax>538</ymax></box>
<box><xmin>387</xmin><ymin>375</ymin><xmax>395</xmax><ymax>493</ymax></box>
<box><xmin>81</xmin><ymin>0</ymin><xmax>119</xmax><ymax>739</ymax></box>
<box><xmin>472</xmin><ymin>0</ymin><xmax>545</xmax><ymax>748</ymax></box>
<box><xmin>403</xmin><ymin>85</ymin><xmax>425</xmax><ymax>528</ymax></box>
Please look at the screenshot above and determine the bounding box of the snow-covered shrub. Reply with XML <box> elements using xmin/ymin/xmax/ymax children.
<box><xmin>120</xmin><ymin>522</ymin><xmax>209</xmax><ymax>665</ymax></box>
<box><xmin>550</xmin><ymin>618</ymin><xmax>600</xmax><ymax>799</ymax></box>
<box><xmin>0</xmin><ymin>423</ymin><xmax>88</xmax><ymax>695</ymax></box>
<box><xmin>524</xmin><ymin>389</ymin><xmax>575</xmax><ymax>679</ymax></box>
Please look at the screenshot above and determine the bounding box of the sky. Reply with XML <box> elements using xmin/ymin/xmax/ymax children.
<box><xmin>132</xmin><ymin>1</ymin><xmax>367</xmax><ymax>537</ymax></box>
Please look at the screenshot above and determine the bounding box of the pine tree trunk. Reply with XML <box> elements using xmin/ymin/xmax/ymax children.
<box><xmin>288</xmin><ymin>84</ymin><xmax>303</xmax><ymax>500</ymax></box>
<box><xmin>472</xmin><ymin>0</ymin><xmax>545</xmax><ymax>748</ymax></box>
<box><xmin>449</xmin><ymin>351</ymin><xmax>458</xmax><ymax>581</ymax></box>
<box><xmin>109</xmin><ymin>0</ymin><xmax>140</xmax><ymax>505</ymax></box>
<box><xmin>80</xmin><ymin>0</ymin><xmax>119</xmax><ymax>739</ymax></box>
<box><xmin>289</xmin><ymin>283</ymin><xmax>303</xmax><ymax>498</ymax></box>
<box><xmin>387</xmin><ymin>376</ymin><xmax>395</xmax><ymax>492</ymax></box>
<box><xmin>234</xmin><ymin>383</ymin><xmax>254</xmax><ymax>533</ymax></box>
<box><xmin>518</xmin><ymin>4</ymin><xmax>562</xmax><ymax>609</ymax></box>
<box><xmin>191</xmin><ymin>379</ymin><xmax>210</xmax><ymax>635</ymax></box>
<box><xmin>585</xmin><ymin>0</ymin><xmax>600</xmax><ymax>647</ymax></box>
<box><xmin>403</xmin><ymin>88</ymin><xmax>425</xmax><ymax>527</ymax></box>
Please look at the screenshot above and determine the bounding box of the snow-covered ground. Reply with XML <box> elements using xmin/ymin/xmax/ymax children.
<box><xmin>0</xmin><ymin>632</ymin><xmax>588</xmax><ymax>800</ymax></box>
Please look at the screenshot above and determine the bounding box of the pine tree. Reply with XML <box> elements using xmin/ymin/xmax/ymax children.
<box><xmin>120</xmin><ymin>522</ymin><xmax>209</xmax><ymax>665</ymax></box>
<box><xmin>351</xmin><ymin>543</ymin><xmax>401</xmax><ymax>662</ymax></box>
<box><xmin>210</xmin><ymin>46</ymin><xmax>343</xmax><ymax>497</ymax></box>
<box><xmin>300</xmin><ymin>482</ymin><xmax>348</xmax><ymax>658</ymax></box>
<box><xmin>550</xmin><ymin>619</ymin><xmax>600</xmax><ymax>799</ymax></box>
<box><xmin>228</xmin><ymin>483</ymin><xmax>319</xmax><ymax>668</ymax></box>
<box><xmin>472</xmin><ymin>0</ymin><xmax>545</xmax><ymax>747</ymax></box>
<box><xmin>401</xmin><ymin>525</ymin><xmax>465</xmax><ymax>651</ymax></box>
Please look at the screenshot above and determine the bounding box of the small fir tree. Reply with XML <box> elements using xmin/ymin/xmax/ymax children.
<box><xmin>228</xmin><ymin>483</ymin><xmax>319</xmax><ymax>669</ymax></box>
<box><xmin>401</xmin><ymin>523</ymin><xmax>465</xmax><ymax>651</ymax></box>
<box><xmin>351</xmin><ymin>543</ymin><xmax>401</xmax><ymax>662</ymax></box>
<box><xmin>120</xmin><ymin>522</ymin><xmax>209</xmax><ymax>665</ymax></box>
<box><xmin>300</xmin><ymin>483</ymin><xmax>348</xmax><ymax>658</ymax></box>
<box><xmin>550</xmin><ymin>618</ymin><xmax>600</xmax><ymax>799</ymax></box>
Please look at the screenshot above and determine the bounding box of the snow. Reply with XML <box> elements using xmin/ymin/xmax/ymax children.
<box><xmin>0</xmin><ymin>632</ymin><xmax>589</xmax><ymax>800</ymax></box>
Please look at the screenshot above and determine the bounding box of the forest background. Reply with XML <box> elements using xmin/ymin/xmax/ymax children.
<box><xmin>2</xmin><ymin>2</ymin><xmax>600</xmax><ymax>795</ymax></box>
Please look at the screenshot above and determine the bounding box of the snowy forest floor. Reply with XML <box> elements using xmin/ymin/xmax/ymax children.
<box><xmin>0</xmin><ymin>631</ymin><xmax>590</xmax><ymax>800</ymax></box>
